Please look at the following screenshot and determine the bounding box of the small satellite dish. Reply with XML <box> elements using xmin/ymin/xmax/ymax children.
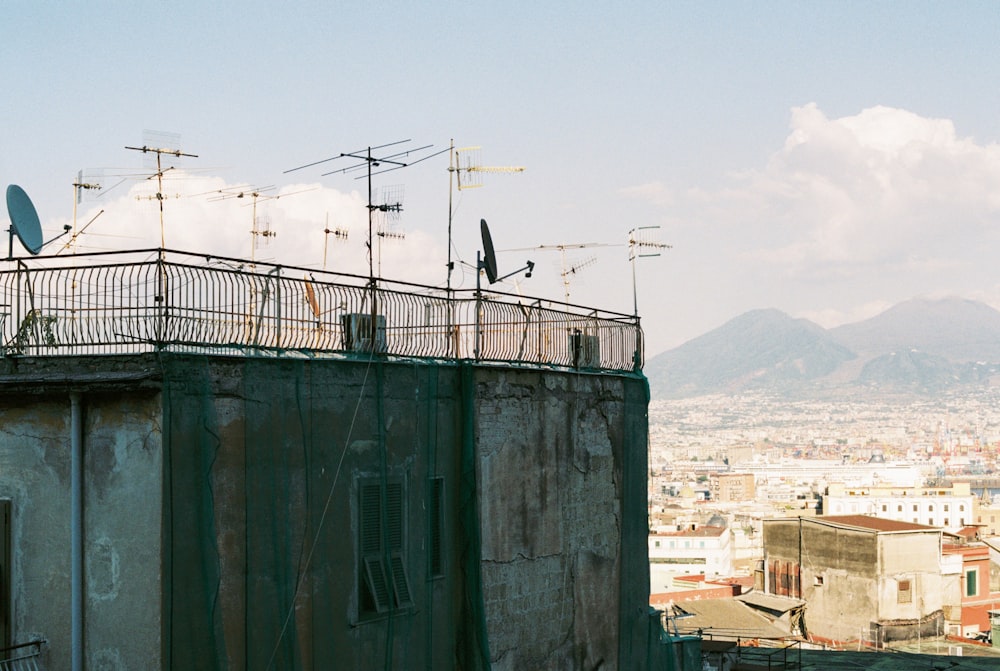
<box><xmin>6</xmin><ymin>185</ymin><xmax>43</xmax><ymax>255</ymax></box>
<box><xmin>304</xmin><ymin>278</ymin><xmax>321</xmax><ymax>319</ymax></box>
<box><xmin>480</xmin><ymin>218</ymin><xmax>498</xmax><ymax>284</ymax></box>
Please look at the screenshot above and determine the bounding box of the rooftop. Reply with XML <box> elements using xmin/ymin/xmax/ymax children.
<box><xmin>814</xmin><ymin>515</ymin><xmax>940</xmax><ymax>533</ymax></box>
<box><xmin>0</xmin><ymin>248</ymin><xmax>643</xmax><ymax>372</ymax></box>
<box><xmin>653</xmin><ymin>525</ymin><xmax>728</xmax><ymax>538</ymax></box>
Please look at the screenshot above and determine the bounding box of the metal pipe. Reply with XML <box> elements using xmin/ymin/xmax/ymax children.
<box><xmin>70</xmin><ymin>391</ymin><xmax>83</xmax><ymax>671</ymax></box>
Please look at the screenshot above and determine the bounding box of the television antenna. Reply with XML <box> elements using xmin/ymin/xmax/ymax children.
<box><xmin>628</xmin><ymin>226</ymin><xmax>670</xmax><ymax>318</ymax></box>
<box><xmin>560</xmin><ymin>256</ymin><xmax>597</xmax><ymax>302</ymax></box>
<box><xmin>446</xmin><ymin>141</ymin><xmax>525</xmax><ymax>290</ymax></box>
<box><xmin>125</xmin><ymin>138</ymin><xmax>198</xmax><ymax>248</ymax></box>
<box><xmin>321</xmin><ymin>213</ymin><xmax>349</xmax><ymax>271</ymax></box>
<box><xmin>504</xmin><ymin>241</ymin><xmax>619</xmax><ymax>303</ymax></box>
<box><xmin>208</xmin><ymin>185</ymin><xmax>314</xmax><ymax>264</ymax></box>
<box><xmin>372</xmin><ymin>184</ymin><xmax>406</xmax><ymax>275</ymax></box>
<box><xmin>286</xmin><ymin>139</ymin><xmax>447</xmax><ymax>286</ymax></box>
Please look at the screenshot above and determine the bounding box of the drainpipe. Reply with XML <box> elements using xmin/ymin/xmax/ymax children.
<box><xmin>70</xmin><ymin>392</ymin><xmax>83</xmax><ymax>671</ymax></box>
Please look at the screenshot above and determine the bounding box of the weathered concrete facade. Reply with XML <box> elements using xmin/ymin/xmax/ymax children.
<box><xmin>0</xmin><ymin>370</ymin><xmax>163</xmax><ymax>669</ymax></box>
<box><xmin>0</xmin><ymin>352</ymin><xmax>659</xmax><ymax>670</ymax></box>
<box><xmin>763</xmin><ymin>516</ymin><xmax>944</xmax><ymax>646</ymax></box>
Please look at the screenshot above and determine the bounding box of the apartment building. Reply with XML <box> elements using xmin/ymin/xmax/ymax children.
<box><xmin>649</xmin><ymin>525</ymin><xmax>733</xmax><ymax>591</ymax></box>
<box><xmin>709</xmin><ymin>472</ymin><xmax>756</xmax><ymax>502</ymax></box>
<box><xmin>824</xmin><ymin>482</ymin><xmax>974</xmax><ymax>532</ymax></box>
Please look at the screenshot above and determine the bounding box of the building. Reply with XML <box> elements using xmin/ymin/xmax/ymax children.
<box><xmin>649</xmin><ymin>524</ymin><xmax>733</xmax><ymax>589</ymax></box>
<box><xmin>975</xmin><ymin>497</ymin><xmax>1000</xmax><ymax>536</ymax></box>
<box><xmin>709</xmin><ymin>472</ymin><xmax>755</xmax><ymax>503</ymax></box>
<box><xmin>0</xmin><ymin>248</ymin><xmax>674</xmax><ymax>670</ymax></box>
<box><xmin>825</xmin><ymin>482</ymin><xmax>974</xmax><ymax>532</ymax></box>
<box><xmin>942</xmin><ymin>538</ymin><xmax>1000</xmax><ymax>638</ymax></box>
<box><xmin>762</xmin><ymin>515</ymin><xmax>946</xmax><ymax>647</ymax></box>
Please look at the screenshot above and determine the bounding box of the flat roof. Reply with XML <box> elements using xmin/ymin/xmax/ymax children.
<box><xmin>813</xmin><ymin>515</ymin><xmax>940</xmax><ymax>533</ymax></box>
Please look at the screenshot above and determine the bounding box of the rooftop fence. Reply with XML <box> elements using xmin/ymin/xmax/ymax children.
<box><xmin>0</xmin><ymin>249</ymin><xmax>643</xmax><ymax>372</ymax></box>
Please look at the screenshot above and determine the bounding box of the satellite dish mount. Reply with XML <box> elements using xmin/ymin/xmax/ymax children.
<box><xmin>6</xmin><ymin>185</ymin><xmax>70</xmax><ymax>259</ymax></box>
<box><xmin>475</xmin><ymin>218</ymin><xmax>534</xmax><ymax>360</ymax></box>
<box><xmin>477</xmin><ymin>219</ymin><xmax>534</xmax><ymax>288</ymax></box>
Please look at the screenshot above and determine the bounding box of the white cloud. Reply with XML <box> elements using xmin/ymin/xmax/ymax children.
<box><xmin>681</xmin><ymin>103</ymin><xmax>1000</xmax><ymax>277</ymax></box>
<box><xmin>639</xmin><ymin>103</ymin><xmax>1000</xmax><ymax>350</ymax></box>
<box><xmin>44</xmin><ymin>171</ymin><xmax>448</xmax><ymax>288</ymax></box>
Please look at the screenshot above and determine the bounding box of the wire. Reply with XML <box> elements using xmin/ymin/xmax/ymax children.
<box><xmin>265</xmin><ymin>349</ymin><xmax>379</xmax><ymax>669</ymax></box>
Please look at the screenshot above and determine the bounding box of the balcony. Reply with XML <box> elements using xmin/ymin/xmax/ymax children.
<box><xmin>0</xmin><ymin>249</ymin><xmax>643</xmax><ymax>372</ymax></box>
<box><xmin>0</xmin><ymin>641</ymin><xmax>44</xmax><ymax>671</ymax></box>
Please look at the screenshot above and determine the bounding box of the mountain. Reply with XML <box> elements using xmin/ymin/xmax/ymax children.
<box><xmin>830</xmin><ymin>297</ymin><xmax>1000</xmax><ymax>362</ymax></box>
<box><xmin>646</xmin><ymin>297</ymin><xmax>1000</xmax><ymax>399</ymax></box>
<box><xmin>645</xmin><ymin>309</ymin><xmax>855</xmax><ymax>398</ymax></box>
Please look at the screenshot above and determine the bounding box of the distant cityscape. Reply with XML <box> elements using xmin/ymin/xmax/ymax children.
<box><xmin>648</xmin><ymin>389</ymin><xmax>1000</xmax><ymax>656</ymax></box>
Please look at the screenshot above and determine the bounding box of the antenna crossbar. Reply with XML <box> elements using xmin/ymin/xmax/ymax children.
<box><xmin>285</xmin><ymin>139</ymin><xmax>444</xmax><ymax>285</ymax></box>
<box><xmin>125</xmin><ymin>142</ymin><xmax>199</xmax><ymax>248</ymax></box>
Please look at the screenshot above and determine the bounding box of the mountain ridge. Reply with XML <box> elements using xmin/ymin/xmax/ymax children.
<box><xmin>645</xmin><ymin>297</ymin><xmax>1000</xmax><ymax>399</ymax></box>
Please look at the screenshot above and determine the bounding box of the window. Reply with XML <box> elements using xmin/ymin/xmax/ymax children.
<box><xmin>654</xmin><ymin>540</ymin><xmax>660</xmax><ymax>548</ymax></box>
<box><xmin>944</xmin><ymin>504</ymin><xmax>950</xmax><ymax>512</ymax></box>
<box><xmin>966</xmin><ymin>569</ymin><xmax>979</xmax><ymax>597</ymax></box>
<box><xmin>897</xmin><ymin>505</ymin><xmax>903</xmax><ymax>512</ymax></box>
<box><xmin>928</xmin><ymin>504</ymin><xmax>934</xmax><ymax>512</ymax></box>
<box><xmin>944</xmin><ymin>519</ymin><xmax>949</xmax><ymax>527</ymax></box>
<box><xmin>814</xmin><ymin>575</ymin><xmax>824</xmax><ymax>587</ymax></box>
<box><xmin>913</xmin><ymin>504</ymin><xmax>918</xmax><ymax>512</ymax></box>
<box><xmin>960</xmin><ymin>505</ymin><xmax>965</xmax><ymax>512</ymax></box>
<box><xmin>898</xmin><ymin>579</ymin><xmax>912</xmax><ymax>604</ymax></box>
<box><xmin>359</xmin><ymin>479</ymin><xmax>413</xmax><ymax>619</ymax></box>
<box><xmin>881</xmin><ymin>504</ymin><xmax>887</xmax><ymax>512</ymax></box>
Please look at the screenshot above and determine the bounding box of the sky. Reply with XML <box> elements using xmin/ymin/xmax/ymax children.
<box><xmin>3</xmin><ymin>2</ymin><xmax>1000</xmax><ymax>357</ymax></box>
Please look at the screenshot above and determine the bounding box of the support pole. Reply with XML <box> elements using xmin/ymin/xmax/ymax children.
<box><xmin>70</xmin><ymin>391</ymin><xmax>83</xmax><ymax>671</ymax></box>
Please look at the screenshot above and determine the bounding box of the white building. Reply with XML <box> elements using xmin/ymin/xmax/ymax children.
<box><xmin>649</xmin><ymin>525</ymin><xmax>732</xmax><ymax>590</ymax></box>
<box><xmin>824</xmin><ymin>482</ymin><xmax>974</xmax><ymax>532</ymax></box>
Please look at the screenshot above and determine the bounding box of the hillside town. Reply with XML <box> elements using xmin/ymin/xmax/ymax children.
<box><xmin>648</xmin><ymin>390</ymin><xmax>1000</xmax><ymax>661</ymax></box>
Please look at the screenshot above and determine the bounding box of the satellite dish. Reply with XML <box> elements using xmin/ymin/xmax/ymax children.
<box><xmin>6</xmin><ymin>185</ymin><xmax>43</xmax><ymax>255</ymax></box>
<box><xmin>480</xmin><ymin>218</ymin><xmax>498</xmax><ymax>284</ymax></box>
<box><xmin>304</xmin><ymin>278</ymin><xmax>321</xmax><ymax>319</ymax></box>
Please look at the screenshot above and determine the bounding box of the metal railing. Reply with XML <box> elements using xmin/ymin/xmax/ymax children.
<box><xmin>734</xmin><ymin>640</ymin><xmax>802</xmax><ymax>670</ymax></box>
<box><xmin>0</xmin><ymin>641</ymin><xmax>44</xmax><ymax>671</ymax></box>
<box><xmin>0</xmin><ymin>249</ymin><xmax>643</xmax><ymax>372</ymax></box>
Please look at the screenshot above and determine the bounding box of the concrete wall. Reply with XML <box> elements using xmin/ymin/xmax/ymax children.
<box><xmin>161</xmin><ymin>355</ymin><xmax>654</xmax><ymax>670</ymax></box>
<box><xmin>0</xmin><ymin>378</ymin><xmax>162</xmax><ymax>671</ymax></box>
<box><xmin>476</xmin><ymin>370</ymin><xmax>635</xmax><ymax>670</ymax></box>
<box><xmin>764</xmin><ymin>519</ymin><xmax>878</xmax><ymax>642</ymax></box>
<box><xmin>0</xmin><ymin>353</ymin><xmax>655</xmax><ymax>670</ymax></box>
<box><xmin>764</xmin><ymin>518</ymin><xmax>945</xmax><ymax>644</ymax></box>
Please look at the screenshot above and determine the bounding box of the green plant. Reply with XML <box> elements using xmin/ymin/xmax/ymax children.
<box><xmin>10</xmin><ymin>310</ymin><xmax>57</xmax><ymax>353</ymax></box>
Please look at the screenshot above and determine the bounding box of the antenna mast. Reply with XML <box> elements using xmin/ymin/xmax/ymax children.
<box><xmin>628</xmin><ymin>226</ymin><xmax>670</xmax><ymax>318</ymax></box>
<box><xmin>285</xmin><ymin>139</ymin><xmax>446</xmax><ymax>286</ymax></box>
<box><xmin>504</xmin><ymin>241</ymin><xmax>619</xmax><ymax>303</ymax></box>
<box><xmin>72</xmin><ymin>172</ymin><xmax>102</xmax><ymax>252</ymax></box>
<box><xmin>446</xmin><ymin>142</ymin><xmax>525</xmax><ymax>290</ymax></box>
<box><xmin>208</xmin><ymin>185</ymin><xmax>314</xmax><ymax>265</ymax></box>
<box><xmin>373</xmin><ymin>184</ymin><xmax>405</xmax><ymax>276</ymax></box>
<box><xmin>125</xmin><ymin>140</ymin><xmax>198</xmax><ymax>247</ymax></box>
